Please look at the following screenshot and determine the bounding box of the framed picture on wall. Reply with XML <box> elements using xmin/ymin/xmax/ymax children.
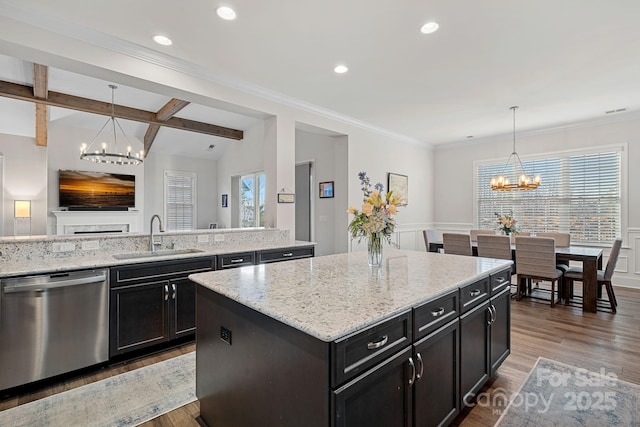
<box><xmin>319</xmin><ymin>181</ymin><xmax>334</xmax><ymax>198</ymax></box>
<box><xmin>221</xmin><ymin>194</ymin><xmax>228</xmax><ymax>208</ymax></box>
<box><xmin>388</xmin><ymin>173</ymin><xmax>408</xmax><ymax>205</ymax></box>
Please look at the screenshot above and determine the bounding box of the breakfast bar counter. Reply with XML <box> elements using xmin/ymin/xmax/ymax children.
<box><xmin>190</xmin><ymin>250</ymin><xmax>513</xmax><ymax>427</ymax></box>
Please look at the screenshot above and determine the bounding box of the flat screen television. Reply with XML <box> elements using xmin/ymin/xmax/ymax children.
<box><xmin>58</xmin><ymin>170</ymin><xmax>135</xmax><ymax>210</ymax></box>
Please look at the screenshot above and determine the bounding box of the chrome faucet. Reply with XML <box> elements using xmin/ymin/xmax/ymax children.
<box><xmin>149</xmin><ymin>214</ymin><xmax>164</xmax><ymax>252</ymax></box>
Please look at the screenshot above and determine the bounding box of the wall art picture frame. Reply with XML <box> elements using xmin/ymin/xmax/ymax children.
<box><xmin>221</xmin><ymin>194</ymin><xmax>228</xmax><ymax>208</ymax></box>
<box><xmin>319</xmin><ymin>181</ymin><xmax>334</xmax><ymax>198</ymax></box>
<box><xmin>388</xmin><ymin>173</ymin><xmax>408</xmax><ymax>205</ymax></box>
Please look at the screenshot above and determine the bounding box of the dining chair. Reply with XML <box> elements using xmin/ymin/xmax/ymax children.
<box><xmin>563</xmin><ymin>237</ymin><xmax>622</xmax><ymax>313</ymax></box>
<box><xmin>442</xmin><ymin>233</ymin><xmax>473</xmax><ymax>256</ymax></box>
<box><xmin>477</xmin><ymin>234</ymin><xmax>515</xmax><ymax>279</ymax></box>
<box><xmin>536</xmin><ymin>232</ymin><xmax>571</xmax><ymax>272</ymax></box>
<box><xmin>469</xmin><ymin>229</ymin><xmax>496</xmax><ymax>243</ymax></box>
<box><xmin>515</xmin><ymin>236</ymin><xmax>564</xmax><ymax>307</ymax></box>
<box><xmin>422</xmin><ymin>229</ymin><xmax>441</xmax><ymax>252</ymax></box>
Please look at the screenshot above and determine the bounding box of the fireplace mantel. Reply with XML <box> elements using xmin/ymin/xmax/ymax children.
<box><xmin>51</xmin><ymin>210</ymin><xmax>142</xmax><ymax>235</ymax></box>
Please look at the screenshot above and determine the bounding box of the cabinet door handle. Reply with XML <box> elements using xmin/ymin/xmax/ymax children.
<box><xmin>470</xmin><ymin>289</ymin><xmax>481</xmax><ymax>297</ymax></box>
<box><xmin>491</xmin><ymin>304</ymin><xmax>497</xmax><ymax>323</ymax></box>
<box><xmin>431</xmin><ymin>307</ymin><xmax>445</xmax><ymax>317</ymax></box>
<box><xmin>171</xmin><ymin>283</ymin><xmax>177</xmax><ymax>300</ymax></box>
<box><xmin>415</xmin><ymin>352</ymin><xmax>424</xmax><ymax>381</ymax></box>
<box><xmin>408</xmin><ymin>357</ymin><xmax>416</xmax><ymax>386</ymax></box>
<box><xmin>487</xmin><ymin>306</ymin><xmax>496</xmax><ymax>325</ymax></box>
<box><xmin>367</xmin><ymin>335</ymin><xmax>388</xmax><ymax>350</ymax></box>
<box><xmin>230</xmin><ymin>258</ymin><xmax>244</xmax><ymax>263</ymax></box>
<box><xmin>164</xmin><ymin>284</ymin><xmax>169</xmax><ymax>301</ymax></box>
<box><xmin>282</xmin><ymin>252</ymin><xmax>293</xmax><ymax>257</ymax></box>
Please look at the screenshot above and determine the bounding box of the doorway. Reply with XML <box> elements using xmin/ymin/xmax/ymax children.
<box><xmin>295</xmin><ymin>162</ymin><xmax>312</xmax><ymax>242</ymax></box>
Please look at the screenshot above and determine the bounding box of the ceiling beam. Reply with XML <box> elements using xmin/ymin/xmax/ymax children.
<box><xmin>32</xmin><ymin>64</ymin><xmax>48</xmax><ymax>147</ymax></box>
<box><xmin>0</xmin><ymin>80</ymin><xmax>244</xmax><ymax>141</ymax></box>
<box><xmin>144</xmin><ymin>98</ymin><xmax>190</xmax><ymax>156</ymax></box>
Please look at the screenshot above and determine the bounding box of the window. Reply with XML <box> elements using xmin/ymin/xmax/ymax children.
<box><xmin>475</xmin><ymin>146</ymin><xmax>623</xmax><ymax>244</ymax></box>
<box><xmin>240</xmin><ymin>173</ymin><xmax>265</xmax><ymax>227</ymax></box>
<box><xmin>164</xmin><ymin>171</ymin><xmax>196</xmax><ymax>231</ymax></box>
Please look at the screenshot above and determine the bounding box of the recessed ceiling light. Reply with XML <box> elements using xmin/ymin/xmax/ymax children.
<box><xmin>217</xmin><ymin>6</ymin><xmax>237</xmax><ymax>20</ymax></box>
<box><xmin>420</xmin><ymin>22</ymin><xmax>439</xmax><ymax>34</ymax></box>
<box><xmin>153</xmin><ymin>35</ymin><xmax>173</xmax><ymax>46</ymax></box>
<box><xmin>334</xmin><ymin>65</ymin><xmax>349</xmax><ymax>74</ymax></box>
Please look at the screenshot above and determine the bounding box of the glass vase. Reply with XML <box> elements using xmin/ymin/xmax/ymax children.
<box><xmin>367</xmin><ymin>233</ymin><xmax>383</xmax><ymax>267</ymax></box>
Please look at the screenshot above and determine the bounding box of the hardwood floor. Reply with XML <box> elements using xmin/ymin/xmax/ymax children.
<box><xmin>1</xmin><ymin>285</ymin><xmax>639</xmax><ymax>426</ymax></box>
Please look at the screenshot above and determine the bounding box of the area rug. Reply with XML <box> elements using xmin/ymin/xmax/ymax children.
<box><xmin>0</xmin><ymin>351</ymin><xmax>195</xmax><ymax>427</ymax></box>
<box><xmin>496</xmin><ymin>357</ymin><xmax>640</xmax><ymax>426</ymax></box>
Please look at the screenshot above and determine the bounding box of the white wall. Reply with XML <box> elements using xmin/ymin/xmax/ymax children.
<box><xmin>216</xmin><ymin>120</ymin><xmax>265</xmax><ymax>229</ymax></box>
<box><xmin>144</xmin><ymin>151</ymin><xmax>218</xmax><ymax>232</ymax></box>
<box><xmin>433</xmin><ymin>117</ymin><xmax>640</xmax><ymax>288</ymax></box>
<box><xmin>295</xmin><ymin>129</ymin><xmax>348</xmax><ymax>256</ymax></box>
<box><xmin>47</xmin><ymin>122</ymin><xmax>145</xmax><ymax>233</ymax></box>
<box><xmin>0</xmin><ymin>132</ymin><xmax>47</xmax><ymax>235</ymax></box>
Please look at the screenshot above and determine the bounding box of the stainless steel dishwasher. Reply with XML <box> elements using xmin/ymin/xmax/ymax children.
<box><xmin>0</xmin><ymin>269</ymin><xmax>109</xmax><ymax>390</ymax></box>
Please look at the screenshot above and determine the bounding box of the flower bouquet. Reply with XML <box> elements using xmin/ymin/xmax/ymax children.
<box><xmin>347</xmin><ymin>172</ymin><xmax>403</xmax><ymax>266</ymax></box>
<box><xmin>496</xmin><ymin>211</ymin><xmax>518</xmax><ymax>235</ymax></box>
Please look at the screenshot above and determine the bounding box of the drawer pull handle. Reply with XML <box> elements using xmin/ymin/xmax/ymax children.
<box><xmin>470</xmin><ymin>289</ymin><xmax>481</xmax><ymax>297</ymax></box>
<box><xmin>495</xmin><ymin>277</ymin><xmax>507</xmax><ymax>284</ymax></box>
<box><xmin>431</xmin><ymin>307</ymin><xmax>446</xmax><ymax>317</ymax></box>
<box><xmin>415</xmin><ymin>352</ymin><xmax>424</xmax><ymax>380</ymax></box>
<box><xmin>408</xmin><ymin>357</ymin><xmax>416</xmax><ymax>386</ymax></box>
<box><xmin>282</xmin><ymin>252</ymin><xmax>293</xmax><ymax>257</ymax></box>
<box><xmin>367</xmin><ymin>335</ymin><xmax>388</xmax><ymax>350</ymax></box>
<box><xmin>230</xmin><ymin>259</ymin><xmax>244</xmax><ymax>263</ymax></box>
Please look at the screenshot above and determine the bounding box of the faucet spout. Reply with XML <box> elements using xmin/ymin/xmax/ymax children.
<box><xmin>150</xmin><ymin>214</ymin><xmax>164</xmax><ymax>252</ymax></box>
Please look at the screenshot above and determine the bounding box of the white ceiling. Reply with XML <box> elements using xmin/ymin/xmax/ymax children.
<box><xmin>1</xmin><ymin>0</ymin><xmax>640</xmax><ymax>151</ymax></box>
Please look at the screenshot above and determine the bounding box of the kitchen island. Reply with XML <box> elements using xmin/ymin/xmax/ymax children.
<box><xmin>190</xmin><ymin>249</ymin><xmax>513</xmax><ymax>427</ymax></box>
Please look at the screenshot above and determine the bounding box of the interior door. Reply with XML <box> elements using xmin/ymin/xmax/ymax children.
<box><xmin>295</xmin><ymin>163</ymin><xmax>311</xmax><ymax>241</ymax></box>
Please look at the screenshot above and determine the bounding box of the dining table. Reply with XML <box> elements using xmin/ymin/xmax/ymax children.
<box><xmin>428</xmin><ymin>241</ymin><xmax>604</xmax><ymax>313</ymax></box>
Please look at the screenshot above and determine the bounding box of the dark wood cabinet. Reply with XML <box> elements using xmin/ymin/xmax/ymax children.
<box><xmin>110</xmin><ymin>280</ymin><xmax>169</xmax><ymax>354</ymax></box>
<box><xmin>217</xmin><ymin>251</ymin><xmax>256</xmax><ymax>269</ymax></box>
<box><xmin>490</xmin><ymin>286</ymin><xmax>511</xmax><ymax>376</ymax></box>
<box><xmin>332</xmin><ymin>347</ymin><xmax>413</xmax><ymax>427</ymax></box>
<box><xmin>459</xmin><ymin>299</ymin><xmax>491</xmax><ymax>407</ymax></box>
<box><xmin>109</xmin><ymin>256</ymin><xmax>215</xmax><ymax>357</ymax></box>
<box><xmin>413</xmin><ymin>319</ymin><xmax>459</xmax><ymax>427</ymax></box>
<box><xmin>257</xmin><ymin>245</ymin><xmax>315</xmax><ymax>264</ymax></box>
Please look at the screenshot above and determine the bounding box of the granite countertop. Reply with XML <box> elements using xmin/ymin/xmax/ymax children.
<box><xmin>0</xmin><ymin>240</ymin><xmax>315</xmax><ymax>278</ymax></box>
<box><xmin>189</xmin><ymin>249</ymin><xmax>513</xmax><ymax>342</ymax></box>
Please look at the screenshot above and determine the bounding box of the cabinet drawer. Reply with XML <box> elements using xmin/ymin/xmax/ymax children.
<box><xmin>217</xmin><ymin>251</ymin><xmax>256</xmax><ymax>269</ymax></box>
<box><xmin>413</xmin><ymin>289</ymin><xmax>458</xmax><ymax>340</ymax></box>
<box><xmin>257</xmin><ymin>246</ymin><xmax>315</xmax><ymax>264</ymax></box>
<box><xmin>490</xmin><ymin>268</ymin><xmax>512</xmax><ymax>296</ymax></box>
<box><xmin>459</xmin><ymin>276</ymin><xmax>490</xmax><ymax>314</ymax></box>
<box><xmin>332</xmin><ymin>310</ymin><xmax>412</xmax><ymax>387</ymax></box>
<box><xmin>112</xmin><ymin>257</ymin><xmax>215</xmax><ymax>286</ymax></box>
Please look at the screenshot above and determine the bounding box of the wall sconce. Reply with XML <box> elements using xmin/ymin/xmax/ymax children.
<box><xmin>14</xmin><ymin>200</ymin><xmax>31</xmax><ymax>236</ymax></box>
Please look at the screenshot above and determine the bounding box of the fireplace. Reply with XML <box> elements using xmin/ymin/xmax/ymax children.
<box><xmin>52</xmin><ymin>211</ymin><xmax>142</xmax><ymax>235</ymax></box>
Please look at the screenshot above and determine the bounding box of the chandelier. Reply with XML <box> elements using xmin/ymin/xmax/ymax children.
<box><xmin>80</xmin><ymin>85</ymin><xmax>144</xmax><ymax>165</ymax></box>
<box><xmin>489</xmin><ymin>106</ymin><xmax>541</xmax><ymax>191</ymax></box>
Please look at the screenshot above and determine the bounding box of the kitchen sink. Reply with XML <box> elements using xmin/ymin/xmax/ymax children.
<box><xmin>113</xmin><ymin>248</ymin><xmax>205</xmax><ymax>260</ymax></box>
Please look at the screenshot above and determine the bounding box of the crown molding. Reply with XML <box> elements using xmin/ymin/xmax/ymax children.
<box><xmin>434</xmin><ymin>108</ymin><xmax>640</xmax><ymax>151</ymax></box>
<box><xmin>0</xmin><ymin>0</ymin><xmax>430</xmax><ymax>148</ymax></box>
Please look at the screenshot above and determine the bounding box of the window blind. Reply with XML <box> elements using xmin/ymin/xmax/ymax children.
<box><xmin>164</xmin><ymin>171</ymin><xmax>196</xmax><ymax>231</ymax></box>
<box><xmin>476</xmin><ymin>148</ymin><xmax>621</xmax><ymax>244</ymax></box>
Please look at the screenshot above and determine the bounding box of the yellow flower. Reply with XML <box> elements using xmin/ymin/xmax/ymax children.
<box><xmin>346</xmin><ymin>206</ymin><xmax>357</xmax><ymax>214</ymax></box>
<box><xmin>387</xmin><ymin>204</ymin><xmax>397</xmax><ymax>215</ymax></box>
<box><xmin>361</xmin><ymin>203</ymin><xmax>374</xmax><ymax>216</ymax></box>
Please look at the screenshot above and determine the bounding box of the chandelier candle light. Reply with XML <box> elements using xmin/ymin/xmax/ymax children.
<box><xmin>489</xmin><ymin>106</ymin><xmax>541</xmax><ymax>191</ymax></box>
<box><xmin>347</xmin><ymin>172</ymin><xmax>403</xmax><ymax>267</ymax></box>
<box><xmin>80</xmin><ymin>85</ymin><xmax>144</xmax><ymax>165</ymax></box>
